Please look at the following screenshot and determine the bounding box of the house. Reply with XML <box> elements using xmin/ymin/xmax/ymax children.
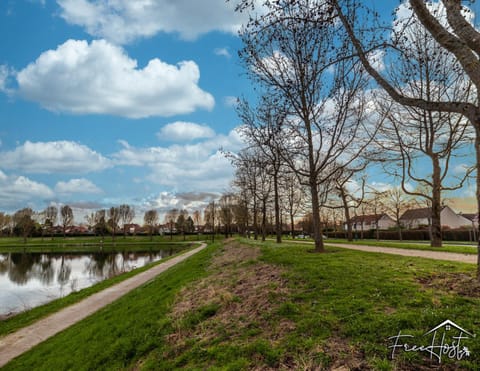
<box><xmin>347</xmin><ymin>214</ymin><xmax>396</xmax><ymax>231</ymax></box>
<box><xmin>460</xmin><ymin>213</ymin><xmax>479</xmax><ymax>229</ymax></box>
<box><xmin>400</xmin><ymin>206</ymin><xmax>472</xmax><ymax>229</ymax></box>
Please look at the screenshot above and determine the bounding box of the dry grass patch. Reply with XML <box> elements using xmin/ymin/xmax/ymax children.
<box><xmin>166</xmin><ymin>241</ymin><xmax>294</xmax><ymax>359</ymax></box>
<box><xmin>416</xmin><ymin>272</ymin><xmax>480</xmax><ymax>297</ymax></box>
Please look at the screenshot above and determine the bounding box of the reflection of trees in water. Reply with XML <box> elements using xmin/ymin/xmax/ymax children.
<box><xmin>31</xmin><ymin>255</ymin><xmax>55</xmax><ymax>285</ymax></box>
<box><xmin>0</xmin><ymin>254</ymin><xmax>9</xmax><ymax>275</ymax></box>
<box><xmin>57</xmin><ymin>255</ymin><xmax>72</xmax><ymax>286</ymax></box>
<box><xmin>84</xmin><ymin>252</ymin><xmax>108</xmax><ymax>279</ymax></box>
<box><xmin>8</xmin><ymin>253</ymin><xmax>39</xmax><ymax>285</ymax></box>
<box><xmin>2</xmin><ymin>249</ymin><xmax>171</xmax><ymax>287</ymax></box>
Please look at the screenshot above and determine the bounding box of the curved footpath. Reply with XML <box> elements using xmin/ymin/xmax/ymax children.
<box><xmin>0</xmin><ymin>242</ymin><xmax>207</xmax><ymax>368</ymax></box>
<box><xmin>290</xmin><ymin>240</ymin><xmax>476</xmax><ymax>264</ymax></box>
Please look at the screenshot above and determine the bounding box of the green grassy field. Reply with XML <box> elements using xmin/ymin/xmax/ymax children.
<box><xmin>0</xmin><ymin>234</ymin><xmax>214</xmax><ymax>253</ymax></box>
<box><xmin>2</xmin><ymin>238</ymin><xmax>479</xmax><ymax>370</ymax></box>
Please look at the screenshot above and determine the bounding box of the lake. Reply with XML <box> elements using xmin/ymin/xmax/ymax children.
<box><xmin>0</xmin><ymin>248</ymin><xmax>175</xmax><ymax>316</ymax></box>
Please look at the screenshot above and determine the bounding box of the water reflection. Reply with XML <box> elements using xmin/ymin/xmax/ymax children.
<box><xmin>0</xmin><ymin>249</ymin><xmax>173</xmax><ymax>316</ymax></box>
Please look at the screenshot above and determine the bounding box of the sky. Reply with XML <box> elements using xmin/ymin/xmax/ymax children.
<box><xmin>0</xmin><ymin>0</ymin><xmax>477</xmax><ymax>224</ymax></box>
<box><xmin>0</xmin><ymin>0</ymin><xmax>256</xmax><ymax>222</ymax></box>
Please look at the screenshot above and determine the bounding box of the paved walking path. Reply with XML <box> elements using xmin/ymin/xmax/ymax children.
<box><xmin>326</xmin><ymin>243</ymin><xmax>477</xmax><ymax>264</ymax></box>
<box><xmin>0</xmin><ymin>242</ymin><xmax>207</xmax><ymax>368</ymax></box>
<box><xmin>288</xmin><ymin>239</ymin><xmax>477</xmax><ymax>264</ymax></box>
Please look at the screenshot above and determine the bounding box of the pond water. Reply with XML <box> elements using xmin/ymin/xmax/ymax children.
<box><xmin>0</xmin><ymin>248</ymin><xmax>175</xmax><ymax>316</ymax></box>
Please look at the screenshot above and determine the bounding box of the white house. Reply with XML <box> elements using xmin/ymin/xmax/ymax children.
<box><xmin>347</xmin><ymin>214</ymin><xmax>396</xmax><ymax>231</ymax></box>
<box><xmin>400</xmin><ymin>206</ymin><xmax>472</xmax><ymax>229</ymax></box>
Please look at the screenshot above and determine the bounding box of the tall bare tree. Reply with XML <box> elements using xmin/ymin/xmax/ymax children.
<box><xmin>45</xmin><ymin>205</ymin><xmax>58</xmax><ymax>240</ymax></box>
<box><xmin>60</xmin><ymin>205</ymin><xmax>74</xmax><ymax>239</ymax></box>
<box><xmin>144</xmin><ymin>209</ymin><xmax>158</xmax><ymax>242</ymax></box>
<box><xmin>108</xmin><ymin>206</ymin><xmax>121</xmax><ymax>241</ymax></box>
<box><xmin>333</xmin><ymin>0</ymin><xmax>480</xmax><ymax>275</ymax></box>
<box><xmin>237</xmin><ymin>95</ymin><xmax>287</xmax><ymax>243</ymax></box>
<box><xmin>238</xmin><ymin>0</ymin><xmax>377</xmax><ymax>251</ymax></box>
<box><xmin>119</xmin><ymin>204</ymin><xmax>135</xmax><ymax>238</ymax></box>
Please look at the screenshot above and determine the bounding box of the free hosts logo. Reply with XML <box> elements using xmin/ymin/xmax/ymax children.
<box><xmin>388</xmin><ymin>320</ymin><xmax>475</xmax><ymax>364</ymax></box>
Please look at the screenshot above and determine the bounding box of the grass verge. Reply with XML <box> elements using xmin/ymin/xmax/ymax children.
<box><xmin>3</xmin><ymin>238</ymin><xmax>480</xmax><ymax>370</ymax></box>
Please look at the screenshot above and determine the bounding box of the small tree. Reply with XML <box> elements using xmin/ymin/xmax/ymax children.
<box><xmin>45</xmin><ymin>205</ymin><xmax>58</xmax><ymax>240</ymax></box>
<box><xmin>144</xmin><ymin>209</ymin><xmax>158</xmax><ymax>241</ymax></box>
<box><xmin>60</xmin><ymin>205</ymin><xmax>74</xmax><ymax>239</ymax></box>
<box><xmin>119</xmin><ymin>204</ymin><xmax>135</xmax><ymax>238</ymax></box>
<box><xmin>13</xmin><ymin>208</ymin><xmax>34</xmax><ymax>243</ymax></box>
<box><xmin>108</xmin><ymin>206</ymin><xmax>121</xmax><ymax>241</ymax></box>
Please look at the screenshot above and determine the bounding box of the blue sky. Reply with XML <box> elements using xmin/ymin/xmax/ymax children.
<box><xmin>0</xmin><ymin>0</ymin><xmax>256</xmax><ymax>220</ymax></box>
<box><xmin>0</xmin><ymin>0</ymin><xmax>477</xmax><ymax>222</ymax></box>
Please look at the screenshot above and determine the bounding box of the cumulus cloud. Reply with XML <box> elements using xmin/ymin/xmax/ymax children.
<box><xmin>214</xmin><ymin>47</ymin><xmax>231</xmax><ymax>58</ymax></box>
<box><xmin>0</xmin><ymin>170</ymin><xmax>54</xmax><ymax>210</ymax></box>
<box><xmin>157</xmin><ymin>121</ymin><xmax>216</xmax><ymax>142</ymax></box>
<box><xmin>114</xmin><ymin>128</ymin><xmax>244</xmax><ymax>191</ymax></box>
<box><xmin>55</xmin><ymin>178</ymin><xmax>103</xmax><ymax>195</ymax></box>
<box><xmin>57</xmin><ymin>0</ymin><xmax>249</xmax><ymax>44</ymax></box>
<box><xmin>1</xmin><ymin>140</ymin><xmax>111</xmax><ymax>174</ymax></box>
<box><xmin>224</xmin><ymin>96</ymin><xmax>239</xmax><ymax>108</ymax></box>
<box><xmin>15</xmin><ymin>39</ymin><xmax>214</xmax><ymax>118</ymax></box>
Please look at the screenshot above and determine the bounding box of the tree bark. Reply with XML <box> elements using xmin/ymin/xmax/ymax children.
<box><xmin>431</xmin><ymin>154</ymin><xmax>443</xmax><ymax>247</ymax></box>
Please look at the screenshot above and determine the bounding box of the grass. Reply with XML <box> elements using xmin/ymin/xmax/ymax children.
<box><xmin>2</xmin><ymin>238</ymin><xmax>480</xmax><ymax>370</ymax></box>
<box><xmin>0</xmin><ymin>234</ymin><xmax>215</xmax><ymax>253</ymax></box>
<box><xmin>0</xmin><ymin>242</ymin><xmax>196</xmax><ymax>337</ymax></box>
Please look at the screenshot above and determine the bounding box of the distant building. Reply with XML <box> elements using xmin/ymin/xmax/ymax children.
<box><xmin>400</xmin><ymin>206</ymin><xmax>472</xmax><ymax>229</ymax></box>
<box><xmin>347</xmin><ymin>214</ymin><xmax>396</xmax><ymax>231</ymax></box>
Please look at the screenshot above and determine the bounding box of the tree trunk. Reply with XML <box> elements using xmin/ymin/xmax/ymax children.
<box><xmin>476</xmin><ymin>133</ymin><xmax>480</xmax><ymax>280</ymax></box>
<box><xmin>273</xmin><ymin>170</ymin><xmax>282</xmax><ymax>243</ymax></box>
<box><xmin>340</xmin><ymin>187</ymin><xmax>353</xmax><ymax>241</ymax></box>
<box><xmin>310</xmin><ymin>181</ymin><xmax>325</xmax><ymax>252</ymax></box>
<box><xmin>431</xmin><ymin>155</ymin><xmax>443</xmax><ymax>247</ymax></box>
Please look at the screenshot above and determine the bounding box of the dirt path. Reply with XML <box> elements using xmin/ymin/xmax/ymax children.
<box><xmin>286</xmin><ymin>240</ymin><xmax>477</xmax><ymax>264</ymax></box>
<box><xmin>0</xmin><ymin>242</ymin><xmax>207</xmax><ymax>368</ymax></box>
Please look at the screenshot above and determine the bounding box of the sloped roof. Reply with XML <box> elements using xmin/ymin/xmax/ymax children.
<box><xmin>461</xmin><ymin>213</ymin><xmax>478</xmax><ymax>222</ymax></box>
<box><xmin>400</xmin><ymin>207</ymin><xmax>432</xmax><ymax>220</ymax></box>
<box><xmin>350</xmin><ymin>214</ymin><xmax>386</xmax><ymax>224</ymax></box>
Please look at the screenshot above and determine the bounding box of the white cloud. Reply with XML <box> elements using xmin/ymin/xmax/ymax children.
<box><xmin>55</xmin><ymin>178</ymin><xmax>103</xmax><ymax>195</ymax></box>
<box><xmin>214</xmin><ymin>47</ymin><xmax>231</xmax><ymax>58</ymax></box>
<box><xmin>1</xmin><ymin>140</ymin><xmax>111</xmax><ymax>174</ymax></box>
<box><xmin>57</xmin><ymin>0</ymin><xmax>249</xmax><ymax>44</ymax></box>
<box><xmin>114</xmin><ymin>128</ymin><xmax>244</xmax><ymax>191</ymax></box>
<box><xmin>366</xmin><ymin>49</ymin><xmax>385</xmax><ymax>72</ymax></box>
<box><xmin>157</xmin><ymin>121</ymin><xmax>216</xmax><ymax>142</ymax></box>
<box><xmin>0</xmin><ymin>171</ymin><xmax>54</xmax><ymax>210</ymax></box>
<box><xmin>15</xmin><ymin>39</ymin><xmax>214</xmax><ymax>118</ymax></box>
<box><xmin>224</xmin><ymin>96</ymin><xmax>238</xmax><ymax>108</ymax></box>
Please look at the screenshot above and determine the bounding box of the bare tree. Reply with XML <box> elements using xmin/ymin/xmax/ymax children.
<box><xmin>45</xmin><ymin>205</ymin><xmax>58</xmax><ymax>240</ymax></box>
<box><xmin>218</xmin><ymin>193</ymin><xmax>236</xmax><ymax>238</ymax></box>
<box><xmin>281</xmin><ymin>171</ymin><xmax>305</xmax><ymax>238</ymax></box>
<box><xmin>119</xmin><ymin>204</ymin><xmax>135</xmax><ymax>238</ymax></box>
<box><xmin>108</xmin><ymin>206</ymin><xmax>121</xmax><ymax>241</ymax></box>
<box><xmin>144</xmin><ymin>209</ymin><xmax>158</xmax><ymax>241</ymax></box>
<box><xmin>60</xmin><ymin>205</ymin><xmax>74</xmax><ymax>239</ymax></box>
<box><xmin>204</xmin><ymin>201</ymin><xmax>217</xmax><ymax>241</ymax></box>
<box><xmin>164</xmin><ymin>208</ymin><xmax>179</xmax><ymax>240</ymax></box>
<box><xmin>237</xmin><ymin>95</ymin><xmax>287</xmax><ymax>243</ymax></box>
<box><xmin>333</xmin><ymin>0</ymin><xmax>480</xmax><ymax>276</ymax></box>
<box><xmin>13</xmin><ymin>208</ymin><xmax>34</xmax><ymax>243</ymax></box>
<box><xmin>382</xmin><ymin>187</ymin><xmax>414</xmax><ymax>241</ymax></box>
<box><xmin>193</xmin><ymin>210</ymin><xmax>202</xmax><ymax>234</ymax></box>
<box><xmin>238</xmin><ymin>1</ymin><xmax>378</xmax><ymax>251</ymax></box>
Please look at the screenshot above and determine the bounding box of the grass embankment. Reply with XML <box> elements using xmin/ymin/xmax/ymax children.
<box><xmin>3</xmin><ymin>239</ymin><xmax>480</xmax><ymax>370</ymax></box>
<box><xmin>0</xmin><ymin>242</ymin><xmax>197</xmax><ymax>337</ymax></box>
